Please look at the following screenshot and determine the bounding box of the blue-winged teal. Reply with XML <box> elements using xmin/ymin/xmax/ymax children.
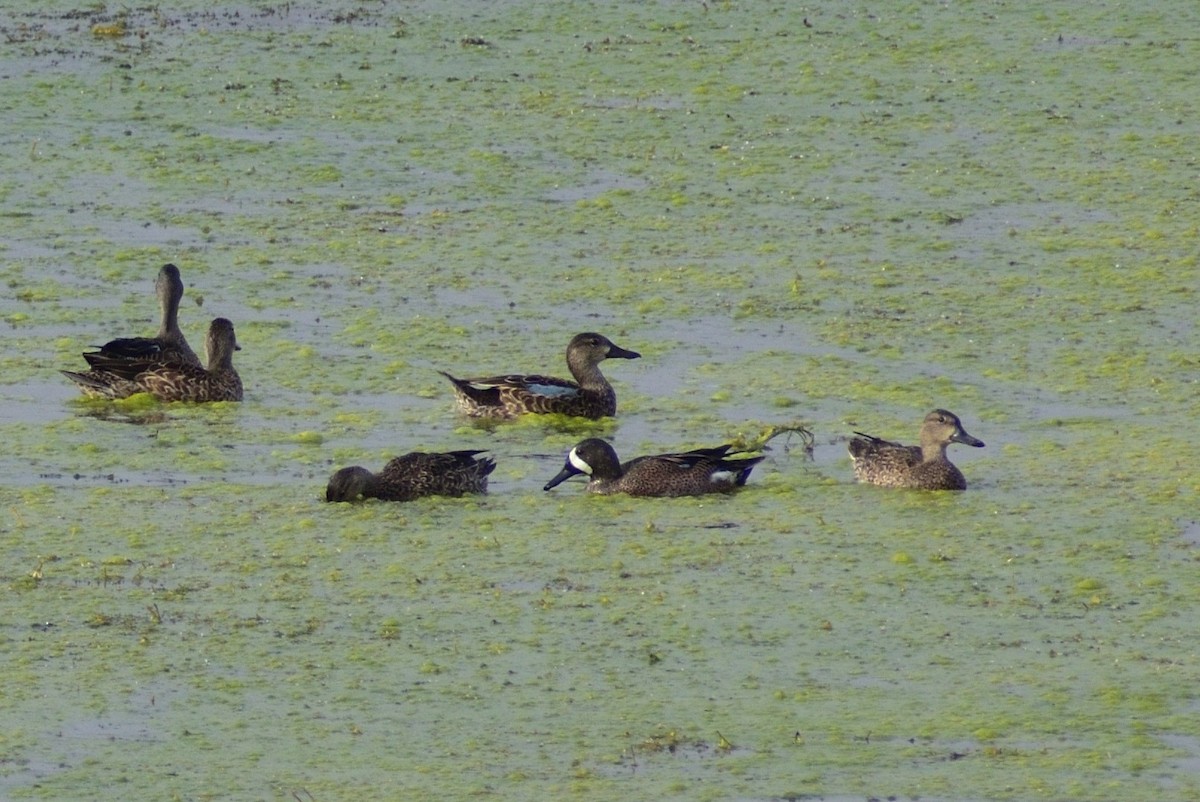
<box><xmin>440</xmin><ymin>332</ymin><xmax>640</xmax><ymax>420</ymax></box>
<box><xmin>848</xmin><ymin>409</ymin><xmax>984</xmax><ymax>490</ymax></box>
<box><xmin>62</xmin><ymin>318</ymin><xmax>243</xmax><ymax>402</ymax></box>
<box><xmin>82</xmin><ymin>264</ymin><xmax>201</xmax><ymax>368</ymax></box>
<box><xmin>326</xmin><ymin>450</ymin><xmax>496</xmax><ymax>502</ymax></box>
<box><xmin>543</xmin><ymin>437</ymin><xmax>764</xmax><ymax>497</ymax></box>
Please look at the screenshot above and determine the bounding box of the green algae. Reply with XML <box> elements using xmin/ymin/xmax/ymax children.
<box><xmin>1</xmin><ymin>1</ymin><xmax>1199</xmax><ymax>801</ymax></box>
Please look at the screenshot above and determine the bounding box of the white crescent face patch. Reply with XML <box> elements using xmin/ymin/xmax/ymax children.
<box><xmin>568</xmin><ymin>447</ymin><xmax>594</xmax><ymax>476</ymax></box>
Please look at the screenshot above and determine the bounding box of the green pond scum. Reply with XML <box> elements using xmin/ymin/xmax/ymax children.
<box><xmin>1</xmin><ymin>1</ymin><xmax>1198</xmax><ymax>800</ymax></box>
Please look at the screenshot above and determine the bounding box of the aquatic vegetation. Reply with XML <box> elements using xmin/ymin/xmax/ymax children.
<box><xmin>0</xmin><ymin>2</ymin><xmax>1197</xmax><ymax>801</ymax></box>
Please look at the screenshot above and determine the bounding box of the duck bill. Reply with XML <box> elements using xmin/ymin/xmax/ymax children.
<box><xmin>543</xmin><ymin>462</ymin><xmax>583</xmax><ymax>491</ymax></box>
<box><xmin>951</xmin><ymin>428</ymin><xmax>985</xmax><ymax>448</ymax></box>
<box><xmin>606</xmin><ymin>344</ymin><xmax>641</xmax><ymax>360</ymax></box>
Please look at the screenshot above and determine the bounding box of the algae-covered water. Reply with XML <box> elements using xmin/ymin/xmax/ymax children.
<box><xmin>1</xmin><ymin>2</ymin><xmax>1197</xmax><ymax>800</ymax></box>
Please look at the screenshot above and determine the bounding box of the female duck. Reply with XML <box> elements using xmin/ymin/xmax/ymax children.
<box><xmin>848</xmin><ymin>409</ymin><xmax>984</xmax><ymax>490</ymax></box>
<box><xmin>544</xmin><ymin>438</ymin><xmax>764</xmax><ymax>497</ymax></box>
<box><xmin>440</xmin><ymin>332</ymin><xmax>640</xmax><ymax>420</ymax></box>
<box><xmin>82</xmin><ymin>263</ymin><xmax>200</xmax><ymax>368</ymax></box>
<box><xmin>326</xmin><ymin>450</ymin><xmax>495</xmax><ymax>502</ymax></box>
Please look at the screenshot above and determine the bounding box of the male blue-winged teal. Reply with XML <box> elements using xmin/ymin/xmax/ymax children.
<box><xmin>543</xmin><ymin>437</ymin><xmax>764</xmax><ymax>497</ymax></box>
<box><xmin>82</xmin><ymin>263</ymin><xmax>201</xmax><ymax>368</ymax></box>
<box><xmin>325</xmin><ymin>450</ymin><xmax>496</xmax><ymax>502</ymax></box>
<box><xmin>62</xmin><ymin>318</ymin><xmax>243</xmax><ymax>402</ymax></box>
<box><xmin>848</xmin><ymin>409</ymin><xmax>984</xmax><ymax>490</ymax></box>
<box><xmin>440</xmin><ymin>332</ymin><xmax>640</xmax><ymax>420</ymax></box>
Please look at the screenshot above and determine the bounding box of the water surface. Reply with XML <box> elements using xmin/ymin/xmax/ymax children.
<box><xmin>1</xmin><ymin>2</ymin><xmax>1196</xmax><ymax>800</ymax></box>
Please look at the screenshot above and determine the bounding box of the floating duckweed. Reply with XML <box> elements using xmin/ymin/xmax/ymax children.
<box><xmin>635</xmin><ymin>297</ymin><xmax>666</xmax><ymax>314</ymax></box>
<box><xmin>91</xmin><ymin>22</ymin><xmax>126</xmax><ymax>37</ymax></box>
<box><xmin>11</xmin><ymin>575</ymin><xmax>40</xmax><ymax>592</ymax></box>
<box><xmin>4</xmin><ymin>4</ymin><xmax>1197</xmax><ymax>801</ymax></box>
<box><xmin>290</xmin><ymin>431</ymin><xmax>324</xmax><ymax>445</ymax></box>
<box><xmin>308</xmin><ymin>165</ymin><xmax>342</xmax><ymax>183</ymax></box>
<box><xmin>111</xmin><ymin>392</ymin><xmax>159</xmax><ymax>411</ymax></box>
<box><xmin>892</xmin><ymin>552</ymin><xmax>913</xmax><ymax>564</ymax></box>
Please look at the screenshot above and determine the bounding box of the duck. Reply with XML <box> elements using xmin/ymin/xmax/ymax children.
<box><xmin>440</xmin><ymin>332</ymin><xmax>640</xmax><ymax>420</ymax></box>
<box><xmin>81</xmin><ymin>263</ymin><xmax>201</xmax><ymax>368</ymax></box>
<box><xmin>62</xmin><ymin>317</ymin><xmax>243</xmax><ymax>402</ymax></box>
<box><xmin>848</xmin><ymin>409</ymin><xmax>984</xmax><ymax>490</ymax></box>
<box><xmin>543</xmin><ymin>437</ymin><xmax>764</xmax><ymax>497</ymax></box>
<box><xmin>326</xmin><ymin>450</ymin><xmax>496</xmax><ymax>502</ymax></box>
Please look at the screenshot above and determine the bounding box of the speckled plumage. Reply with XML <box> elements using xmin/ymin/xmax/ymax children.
<box><xmin>81</xmin><ymin>263</ymin><xmax>201</xmax><ymax>369</ymax></box>
<box><xmin>325</xmin><ymin>450</ymin><xmax>496</xmax><ymax>502</ymax></box>
<box><xmin>440</xmin><ymin>332</ymin><xmax>640</xmax><ymax>420</ymax></box>
<box><xmin>543</xmin><ymin>438</ymin><xmax>764</xmax><ymax>497</ymax></box>
<box><xmin>848</xmin><ymin>409</ymin><xmax>984</xmax><ymax>490</ymax></box>
<box><xmin>62</xmin><ymin>317</ymin><xmax>243</xmax><ymax>402</ymax></box>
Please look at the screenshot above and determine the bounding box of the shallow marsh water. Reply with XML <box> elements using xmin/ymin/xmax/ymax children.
<box><xmin>1</xmin><ymin>2</ymin><xmax>1197</xmax><ymax>800</ymax></box>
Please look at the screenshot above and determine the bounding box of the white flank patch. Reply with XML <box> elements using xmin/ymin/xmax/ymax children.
<box><xmin>709</xmin><ymin>470</ymin><xmax>735</xmax><ymax>484</ymax></box>
<box><xmin>527</xmin><ymin>382</ymin><xmax>578</xmax><ymax>398</ymax></box>
<box><xmin>568</xmin><ymin>447</ymin><xmax>594</xmax><ymax>476</ymax></box>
